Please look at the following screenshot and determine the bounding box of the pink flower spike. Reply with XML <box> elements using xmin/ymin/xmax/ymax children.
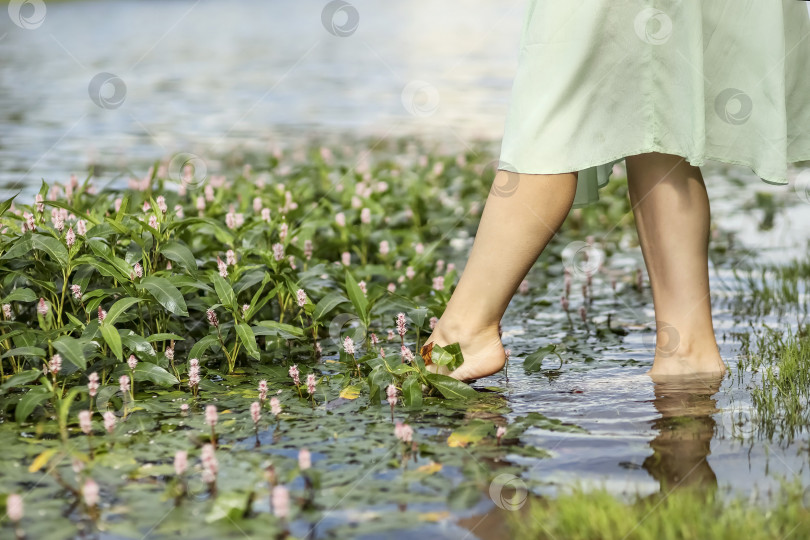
<box><xmin>296</xmin><ymin>289</ymin><xmax>307</xmax><ymax>307</ymax></box>
<box><xmin>289</xmin><ymin>365</ymin><xmax>300</xmax><ymax>386</ymax></box>
<box><xmin>66</xmin><ymin>227</ymin><xmax>76</xmax><ymax>248</ymax></box>
<box><xmin>394</xmin><ymin>421</ymin><xmax>413</xmax><ymax>443</ymax></box>
<box><xmin>88</xmin><ymin>372</ymin><xmax>99</xmax><ymax>397</ymax></box>
<box><xmin>103</xmin><ymin>411</ymin><xmax>116</xmax><ymax>434</ymax></box>
<box><xmin>174</xmin><ymin>450</ymin><xmax>188</xmax><ymax>476</ymax></box>
<box><xmin>258</xmin><ymin>380</ymin><xmax>268</xmax><ymax>402</ymax></box>
<box><xmin>71</xmin><ymin>284</ymin><xmax>82</xmax><ymax>300</ymax></box>
<box><xmin>206</xmin><ymin>308</ymin><xmax>219</xmax><ymax>327</ymax></box>
<box><xmin>396</xmin><ymin>313</ymin><xmax>407</xmax><ymax>338</ymax></box>
<box><xmin>98</xmin><ymin>306</ymin><xmax>107</xmax><ymax>324</ymax></box>
<box><xmin>272</xmin><ymin>485</ymin><xmax>290</xmax><ymax>519</ymax></box>
<box><xmin>119</xmin><ymin>375</ymin><xmax>130</xmax><ymax>394</ymax></box>
<box><xmin>6</xmin><ymin>493</ymin><xmax>23</xmax><ymax>523</ymax></box>
<box><xmin>37</xmin><ymin>298</ymin><xmax>49</xmax><ymax>316</ymax></box>
<box><xmin>82</xmin><ymin>478</ymin><xmax>99</xmax><ymax>508</ymax></box>
<box><xmin>49</xmin><ymin>354</ymin><xmax>62</xmax><ymax>375</ymax></box>
<box><xmin>205</xmin><ymin>404</ymin><xmax>218</xmax><ymax>427</ymax></box>
<box><xmin>250</xmin><ymin>401</ymin><xmax>261</xmax><ymax>425</ymax></box>
<box><xmin>217</xmin><ymin>256</ymin><xmax>228</xmax><ymax>278</ymax></box>
<box><xmin>386</xmin><ymin>384</ymin><xmax>397</xmax><ymax>407</ymax></box>
<box><xmin>306</xmin><ymin>373</ymin><xmax>317</xmax><ymax>395</ymax></box>
<box><xmin>270</xmin><ymin>397</ymin><xmax>282</xmax><ymax>416</ymax></box>
<box><xmin>78</xmin><ymin>410</ymin><xmax>92</xmax><ymax>435</ymax></box>
<box><xmin>343</xmin><ymin>336</ymin><xmax>355</xmax><ymax>355</ymax></box>
<box><xmin>298</xmin><ymin>448</ymin><xmax>311</xmax><ymax>470</ymax></box>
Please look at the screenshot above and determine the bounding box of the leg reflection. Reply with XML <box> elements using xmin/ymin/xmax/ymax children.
<box><xmin>642</xmin><ymin>376</ymin><xmax>722</xmax><ymax>492</ymax></box>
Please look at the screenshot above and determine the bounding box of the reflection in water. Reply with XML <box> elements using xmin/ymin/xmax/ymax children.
<box><xmin>642</xmin><ymin>376</ymin><xmax>723</xmax><ymax>493</ymax></box>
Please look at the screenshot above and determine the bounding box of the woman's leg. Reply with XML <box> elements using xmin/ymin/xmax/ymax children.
<box><xmin>424</xmin><ymin>169</ymin><xmax>578</xmax><ymax>381</ymax></box>
<box><xmin>624</xmin><ymin>151</ymin><xmax>726</xmax><ymax>378</ymax></box>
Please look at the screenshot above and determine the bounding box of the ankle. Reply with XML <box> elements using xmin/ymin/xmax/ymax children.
<box><xmin>434</xmin><ymin>316</ymin><xmax>500</xmax><ymax>342</ymax></box>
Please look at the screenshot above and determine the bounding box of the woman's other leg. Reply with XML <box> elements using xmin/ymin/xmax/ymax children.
<box><xmin>625</xmin><ymin>151</ymin><xmax>726</xmax><ymax>379</ymax></box>
<box><xmin>425</xmin><ymin>169</ymin><xmax>578</xmax><ymax>382</ymax></box>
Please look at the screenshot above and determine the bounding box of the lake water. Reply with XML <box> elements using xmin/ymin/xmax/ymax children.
<box><xmin>2</xmin><ymin>2</ymin><xmax>810</xmax><ymax>537</ymax></box>
<box><xmin>0</xmin><ymin>0</ymin><xmax>526</xmax><ymax>193</ymax></box>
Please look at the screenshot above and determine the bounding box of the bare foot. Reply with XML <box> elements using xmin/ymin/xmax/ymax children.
<box><xmin>646</xmin><ymin>351</ymin><xmax>727</xmax><ymax>381</ymax></box>
<box><xmin>422</xmin><ymin>323</ymin><xmax>506</xmax><ymax>382</ymax></box>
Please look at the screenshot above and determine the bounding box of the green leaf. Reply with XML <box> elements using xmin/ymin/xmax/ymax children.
<box><xmin>52</xmin><ymin>335</ymin><xmax>88</xmax><ymax>370</ymax></box>
<box><xmin>425</xmin><ymin>373</ymin><xmax>478</xmax><ymax>399</ymax></box>
<box><xmin>160</xmin><ymin>241</ymin><xmax>197</xmax><ymax>273</ymax></box>
<box><xmin>137</xmin><ymin>276</ymin><xmax>188</xmax><ymax>316</ymax></box>
<box><xmin>1</xmin><ymin>287</ymin><xmax>37</xmax><ymax>303</ymax></box>
<box><xmin>31</xmin><ymin>234</ymin><xmax>69</xmax><ymax>266</ymax></box>
<box><xmin>119</xmin><ymin>330</ymin><xmax>157</xmax><ymax>359</ymax></box>
<box><xmin>114</xmin><ymin>194</ymin><xmax>129</xmax><ymax>221</ymax></box>
<box><xmin>211</xmin><ymin>274</ymin><xmax>236</xmax><ymax>312</ymax></box>
<box><xmin>15</xmin><ymin>387</ymin><xmax>51</xmax><ymax>423</ymax></box>
<box><xmin>402</xmin><ymin>374</ymin><xmax>423</xmax><ymax>408</ymax></box>
<box><xmin>312</xmin><ymin>291</ymin><xmax>349</xmax><ymax>321</ymax></box>
<box><xmin>253</xmin><ymin>320</ymin><xmax>304</xmax><ymax>339</ymax></box>
<box><xmin>101</xmin><ymin>323</ymin><xmax>123</xmax><ymax>360</ymax></box>
<box><xmin>523</xmin><ymin>344</ymin><xmax>557</xmax><ymax>374</ymax></box>
<box><xmin>344</xmin><ymin>270</ymin><xmax>369</xmax><ymax>318</ymax></box>
<box><xmin>145</xmin><ymin>333</ymin><xmax>185</xmax><ymax>343</ymax></box>
<box><xmin>389</xmin><ymin>363</ymin><xmax>418</xmax><ymax>376</ymax></box>
<box><xmin>188</xmin><ymin>334</ymin><xmax>218</xmax><ymax>360</ymax></box>
<box><xmin>409</xmin><ymin>307</ymin><xmax>429</xmax><ymax>329</ymax></box>
<box><xmin>104</xmin><ymin>297</ymin><xmax>141</xmax><ymax>327</ymax></box>
<box><xmin>205</xmin><ymin>491</ymin><xmax>249</xmax><ymax>523</ymax></box>
<box><xmin>430</xmin><ymin>342</ymin><xmax>464</xmax><ymax>371</ymax></box>
<box><xmin>73</xmin><ymin>255</ymin><xmax>128</xmax><ymax>282</ymax></box>
<box><xmin>235</xmin><ymin>323</ymin><xmax>260</xmax><ymax>360</ymax></box>
<box><xmin>0</xmin><ymin>370</ymin><xmax>42</xmax><ymax>393</ymax></box>
<box><xmin>0</xmin><ymin>193</ymin><xmax>18</xmax><ymax>217</ymax></box>
<box><xmin>132</xmin><ymin>363</ymin><xmax>179</xmax><ymax>387</ymax></box>
<box><xmin>1</xmin><ymin>346</ymin><xmax>46</xmax><ymax>359</ymax></box>
<box><xmin>1</xmin><ymin>235</ymin><xmax>33</xmax><ymax>260</ymax></box>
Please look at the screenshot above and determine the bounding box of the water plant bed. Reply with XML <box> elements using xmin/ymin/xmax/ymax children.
<box><xmin>0</xmin><ymin>138</ymin><xmax>809</xmax><ymax>539</ymax></box>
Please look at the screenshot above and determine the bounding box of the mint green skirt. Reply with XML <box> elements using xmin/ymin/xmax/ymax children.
<box><xmin>498</xmin><ymin>0</ymin><xmax>810</xmax><ymax>208</ymax></box>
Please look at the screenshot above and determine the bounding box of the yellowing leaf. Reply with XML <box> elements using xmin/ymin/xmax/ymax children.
<box><xmin>29</xmin><ymin>448</ymin><xmax>58</xmax><ymax>473</ymax></box>
<box><xmin>339</xmin><ymin>385</ymin><xmax>361</xmax><ymax>400</ymax></box>
<box><xmin>416</xmin><ymin>461</ymin><xmax>442</xmax><ymax>474</ymax></box>
<box><xmin>447</xmin><ymin>432</ymin><xmax>474</xmax><ymax>447</ymax></box>
<box><xmin>446</xmin><ymin>419</ymin><xmax>494</xmax><ymax>447</ymax></box>
<box><xmin>418</xmin><ymin>511</ymin><xmax>450</xmax><ymax>522</ymax></box>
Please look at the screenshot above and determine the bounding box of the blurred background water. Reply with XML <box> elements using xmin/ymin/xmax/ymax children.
<box><xmin>0</xmin><ymin>0</ymin><xmax>528</xmax><ymax>194</ymax></box>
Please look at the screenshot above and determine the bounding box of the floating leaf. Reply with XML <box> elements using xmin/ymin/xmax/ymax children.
<box><xmin>339</xmin><ymin>385</ymin><xmax>362</xmax><ymax>400</ymax></box>
<box><xmin>29</xmin><ymin>448</ymin><xmax>58</xmax><ymax>473</ymax></box>
<box><xmin>425</xmin><ymin>373</ymin><xmax>477</xmax><ymax>399</ymax></box>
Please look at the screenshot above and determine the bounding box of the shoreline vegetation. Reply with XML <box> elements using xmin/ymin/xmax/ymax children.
<box><xmin>0</xmin><ymin>138</ymin><xmax>808</xmax><ymax>538</ymax></box>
